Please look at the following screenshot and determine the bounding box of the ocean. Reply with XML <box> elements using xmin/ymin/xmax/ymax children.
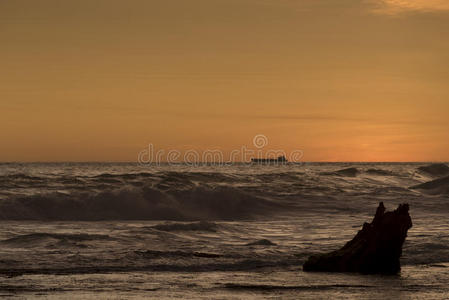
<box><xmin>0</xmin><ymin>162</ymin><xmax>448</xmax><ymax>299</ymax></box>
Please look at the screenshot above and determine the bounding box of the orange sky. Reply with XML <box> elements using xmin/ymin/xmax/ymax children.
<box><xmin>1</xmin><ymin>0</ymin><xmax>449</xmax><ymax>162</ymax></box>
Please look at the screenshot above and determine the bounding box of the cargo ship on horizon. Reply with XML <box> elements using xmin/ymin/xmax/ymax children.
<box><xmin>251</xmin><ymin>155</ymin><xmax>288</xmax><ymax>164</ymax></box>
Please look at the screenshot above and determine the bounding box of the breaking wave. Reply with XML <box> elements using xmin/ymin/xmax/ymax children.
<box><xmin>0</xmin><ymin>185</ymin><xmax>286</xmax><ymax>221</ymax></box>
<box><xmin>417</xmin><ymin>163</ymin><xmax>449</xmax><ymax>178</ymax></box>
<box><xmin>410</xmin><ymin>176</ymin><xmax>449</xmax><ymax>195</ymax></box>
<box><xmin>320</xmin><ymin>167</ymin><xmax>359</xmax><ymax>177</ymax></box>
<box><xmin>366</xmin><ymin>169</ymin><xmax>395</xmax><ymax>176</ymax></box>
<box><xmin>0</xmin><ymin>233</ymin><xmax>113</xmax><ymax>248</ymax></box>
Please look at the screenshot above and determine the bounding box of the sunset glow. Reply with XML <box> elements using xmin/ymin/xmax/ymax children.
<box><xmin>1</xmin><ymin>0</ymin><xmax>448</xmax><ymax>162</ymax></box>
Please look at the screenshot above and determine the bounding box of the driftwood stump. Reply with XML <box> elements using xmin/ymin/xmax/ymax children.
<box><xmin>303</xmin><ymin>202</ymin><xmax>412</xmax><ymax>274</ymax></box>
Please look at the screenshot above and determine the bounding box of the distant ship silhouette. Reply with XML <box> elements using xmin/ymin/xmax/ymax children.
<box><xmin>251</xmin><ymin>155</ymin><xmax>287</xmax><ymax>164</ymax></box>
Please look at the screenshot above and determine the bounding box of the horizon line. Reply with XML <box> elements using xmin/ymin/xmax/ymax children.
<box><xmin>0</xmin><ymin>161</ymin><xmax>447</xmax><ymax>164</ymax></box>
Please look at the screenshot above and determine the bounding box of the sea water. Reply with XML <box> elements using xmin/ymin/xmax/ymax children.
<box><xmin>0</xmin><ymin>162</ymin><xmax>448</xmax><ymax>299</ymax></box>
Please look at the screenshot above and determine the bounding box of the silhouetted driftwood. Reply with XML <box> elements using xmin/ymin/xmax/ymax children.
<box><xmin>303</xmin><ymin>202</ymin><xmax>412</xmax><ymax>274</ymax></box>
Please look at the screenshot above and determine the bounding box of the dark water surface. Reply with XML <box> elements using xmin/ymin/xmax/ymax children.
<box><xmin>0</xmin><ymin>162</ymin><xmax>448</xmax><ymax>299</ymax></box>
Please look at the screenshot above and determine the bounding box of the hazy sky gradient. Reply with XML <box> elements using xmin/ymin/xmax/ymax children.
<box><xmin>1</xmin><ymin>0</ymin><xmax>448</xmax><ymax>161</ymax></box>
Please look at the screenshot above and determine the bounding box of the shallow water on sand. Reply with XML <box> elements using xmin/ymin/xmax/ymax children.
<box><xmin>0</xmin><ymin>162</ymin><xmax>448</xmax><ymax>298</ymax></box>
<box><xmin>2</xmin><ymin>265</ymin><xmax>449</xmax><ymax>299</ymax></box>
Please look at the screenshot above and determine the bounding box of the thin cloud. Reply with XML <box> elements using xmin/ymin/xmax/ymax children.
<box><xmin>169</xmin><ymin>112</ymin><xmax>365</xmax><ymax>122</ymax></box>
<box><xmin>168</xmin><ymin>112</ymin><xmax>445</xmax><ymax>126</ymax></box>
<box><xmin>371</xmin><ymin>0</ymin><xmax>449</xmax><ymax>14</ymax></box>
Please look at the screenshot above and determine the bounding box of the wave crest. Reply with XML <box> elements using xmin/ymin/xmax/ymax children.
<box><xmin>0</xmin><ymin>185</ymin><xmax>285</xmax><ymax>221</ymax></box>
<box><xmin>410</xmin><ymin>176</ymin><xmax>449</xmax><ymax>195</ymax></box>
<box><xmin>151</xmin><ymin>221</ymin><xmax>219</xmax><ymax>232</ymax></box>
